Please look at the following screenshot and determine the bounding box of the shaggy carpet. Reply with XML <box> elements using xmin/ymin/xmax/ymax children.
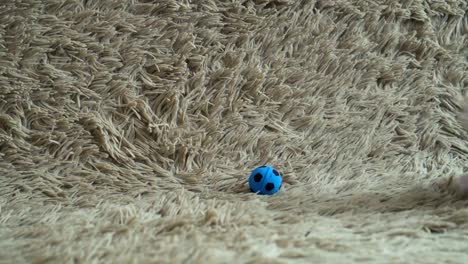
<box><xmin>1</xmin><ymin>0</ymin><xmax>468</xmax><ymax>263</ymax></box>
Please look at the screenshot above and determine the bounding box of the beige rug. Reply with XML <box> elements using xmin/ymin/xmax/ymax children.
<box><xmin>1</xmin><ymin>0</ymin><xmax>468</xmax><ymax>263</ymax></box>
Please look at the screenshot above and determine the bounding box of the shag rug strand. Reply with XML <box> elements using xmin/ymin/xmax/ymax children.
<box><xmin>1</xmin><ymin>0</ymin><xmax>468</xmax><ymax>263</ymax></box>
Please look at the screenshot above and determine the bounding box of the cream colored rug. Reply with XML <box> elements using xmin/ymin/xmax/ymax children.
<box><xmin>1</xmin><ymin>0</ymin><xmax>468</xmax><ymax>263</ymax></box>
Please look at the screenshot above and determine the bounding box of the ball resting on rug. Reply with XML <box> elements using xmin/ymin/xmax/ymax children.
<box><xmin>249</xmin><ymin>166</ymin><xmax>283</xmax><ymax>195</ymax></box>
<box><xmin>448</xmin><ymin>174</ymin><xmax>468</xmax><ymax>200</ymax></box>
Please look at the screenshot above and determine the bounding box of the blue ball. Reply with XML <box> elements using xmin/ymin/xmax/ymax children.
<box><xmin>249</xmin><ymin>166</ymin><xmax>283</xmax><ymax>195</ymax></box>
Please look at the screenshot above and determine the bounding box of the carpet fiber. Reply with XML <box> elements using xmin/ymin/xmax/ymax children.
<box><xmin>1</xmin><ymin>0</ymin><xmax>468</xmax><ymax>263</ymax></box>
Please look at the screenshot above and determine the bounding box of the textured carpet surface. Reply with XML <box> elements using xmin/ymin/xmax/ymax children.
<box><xmin>1</xmin><ymin>0</ymin><xmax>468</xmax><ymax>263</ymax></box>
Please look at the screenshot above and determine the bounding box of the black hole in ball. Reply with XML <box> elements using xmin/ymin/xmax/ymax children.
<box><xmin>273</xmin><ymin>170</ymin><xmax>280</xmax><ymax>176</ymax></box>
<box><xmin>259</xmin><ymin>166</ymin><xmax>266</xmax><ymax>168</ymax></box>
<box><xmin>265</xmin><ymin>183</ymin><xmax>274</xmax><ymax>191</ymax></box>
<box><xmin>254</xmin><ymin>173</ymin><xmax>262</xmax><ymax>182</ymax></box>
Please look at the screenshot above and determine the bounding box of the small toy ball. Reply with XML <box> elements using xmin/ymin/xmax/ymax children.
<box><xmin>249</xmin><ymin>165</ymin><xmax>283</xmax><ymax>195</ymax></box>
<box><xmin>448</xmin><ymin>174</ymin><xmax>468</xmax><ymax>199</ymax></box>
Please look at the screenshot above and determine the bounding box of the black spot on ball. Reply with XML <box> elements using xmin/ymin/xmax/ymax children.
<box><xmin>265</xmin><ymin>182</ymin><xmax>274</xmax><ymax>191</ymax></box>
<box><xmin>254</xmin><ymin>173</ymin><xmax>262</xmax><ymax>182</ymax></box>
<box><xmin>273</xmin><ymin>169</ymin><xmax>280</xmax><ymax>176</ymax></box>
<box><xmin>259</xmin><ymin>166</ymin><xmax>266</xmax><ymax>168</ymax></box>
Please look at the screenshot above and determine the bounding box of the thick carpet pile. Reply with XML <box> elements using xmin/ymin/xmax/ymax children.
<box><xmin>1</xmin><ymin>0</ymin><xmax>468</xmax><ymax>263</ymax></box>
